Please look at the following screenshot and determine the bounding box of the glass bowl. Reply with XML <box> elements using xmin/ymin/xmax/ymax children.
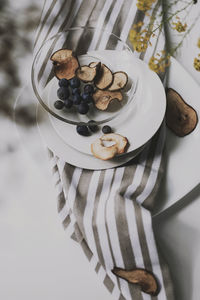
<box><xmin>31</xmin><ymin>27</ymin><xmax>138</xmax><ymax>125</ymax></box>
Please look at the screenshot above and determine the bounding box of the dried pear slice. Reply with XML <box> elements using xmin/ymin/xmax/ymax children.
<box><xmin>94</xmin><ymin>64</ymin><xmax>113</xmax><ymax>90</ymax></box>
<box><xmin>76</xmin><ymin>65</ymin><xmax>97</xmax><ymax>82</ymax></box>
<box><xmin>93</xmin><ymin>90</ymin><xmax>122</xmax><ymax>110</ymax></box>
<box><xmin>89</xmin><ymin>61</ymin><xmax>101</xmax><ymax>71</ymax></box>
<box><xmin>108</xmin><ymin>71</ymin><xmax>128</xmax><ymax>91</ymax></box>
<box><xmin>50</xmin><ymin>49</ymin><xmax>73</xmax><ymax>64</ymax></box>
<box><xmin>54</xmin><ymin>56</ymin><xmax>79</xmax><ymax>80</ymax></box>
<box><xmin>112</xmin><ymin>267</ymin><xmax>159</xmax><ymax>296</ymax></box>
<box><xmin>166</xmin><ymin>88</ymin><xmax>198</xmax><ymax>137</ymax></box>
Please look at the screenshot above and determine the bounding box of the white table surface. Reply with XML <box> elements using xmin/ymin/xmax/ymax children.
<box><xmin>1</xmin><ymin>2</ymin><xmax>200</xmax><ymax>298</ymax></box>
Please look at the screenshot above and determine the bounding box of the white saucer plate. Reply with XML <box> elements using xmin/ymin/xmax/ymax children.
<box><xmin>47</xmin><ymin>51</ymin><xmax>166</xmax><ymax>156</ymax></box>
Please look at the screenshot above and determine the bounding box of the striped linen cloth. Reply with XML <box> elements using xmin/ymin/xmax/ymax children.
<box><xmin>34</xmin><ymin>0</ymin><xmax>175</xmax><ymax>299</ymax></box>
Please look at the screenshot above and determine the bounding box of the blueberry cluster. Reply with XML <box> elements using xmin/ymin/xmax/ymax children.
<box><xmin>54</xmin><ymin>77</ymin><xmax>112</xmax><ymax>137</ymax></box>
<box><xmin>76</xmin><ymin>122</ymin><xmax>112</xmax><ymax>137</ymax></box>
<box><xmin>76</xmin><ymin>120</ymin><xmax>99</xmax><ymax>136</ymax></box>
<box><xmin>54</xmin><ymin>77</ymin><xmax>95</xmax><ymax>114</ymax></box>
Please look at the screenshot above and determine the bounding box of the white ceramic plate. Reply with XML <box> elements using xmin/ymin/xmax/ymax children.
<box><xmin>47</xmin><ymin>51</ymin><xmax>166</xmax><ymax>155</ymax></box>
<box><xmin>37</xmin><ymin>104</ymin><xmax>146</xmax><ymax>170</ymax></box>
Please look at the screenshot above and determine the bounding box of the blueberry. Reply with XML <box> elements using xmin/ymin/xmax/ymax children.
<box><xmin>69</xmin><ymin>77</ymin><xmax>80</xmax><ymax>88</ymax></box>
<box><xmin>78</xmin><ymin>103</ymin><xmax>89</xmax><ymax>114</ymax></box>
<box><xmin>54</xmin><ymin>100</ymin><xmax>64</xmax><ymax>110</ymax></box>
<box><xmin>84</xmin><ymin>84</ymin><xmax>94</xmax><ymax>94</ymax></box>
<box><xmin>88</xmin><ymin>120</ymin><xmax>98</xmax><ymax>132</ymax></box>
<box><xmin>72</xmin><ymin>94</ymin><xmax>82</xmax><ymax>105</ymax></box>
<box><xmin>102</xmin><ymin>125</ymin><xmax>112</xmax><ymax>134</ymax></box>
<box><xmin>64</xmin><ymin>99</ymin><xmax>73</xmax><ymax>109</ymax></box>
<box><xmin>58</xmin><ymin>78</ymin><xmax>69</xmax><ymax>87</ymax></box>
<box><xmin>76</xmin><ymin>125</ymin><xmax>90</xmax><ymax>136</ymax></box>
<box><xmin>57</xmin><ymin>87</ymin><xmax>70</xmax><ymax>100</ymax></box>
<box><xmin>82</xmin><ymin>92</ymin><xmax>93</xmax><ymax>103</ymax></box>
<box><xmin>72</xmin><ymin>87</ymin><xmax>81</xmax><ymax>95</ymax></box>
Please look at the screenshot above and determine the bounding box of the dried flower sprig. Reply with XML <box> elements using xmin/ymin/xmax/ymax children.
<box><xmin>129</xmin><ymin>23</ymin><xmax>149</xmax><ymax>52</ymax></box>
<box><xmin>129</xmin><ymin>0</ymin><xmax>199</xmax><ymax>74</ymax></box>
<box><xmin>194</xmin><ymin>56</ymin><xmax>200</xmax><ymax>71</ymax></box>
<box><xmin>148</xmin><ymin>51</ymin><xmax>170</xmax><ymax>73</ymax></box>
<box><xmin>136</xmin><ymin>0</ymin><xmax>156</xmax><ymax>11</ymax></box>
<box><xmin>194</xmin><ymin>38</ymin><xmax>200</xmax><ymax>71</ymax></box>
<box><xmin>172</xmin><ymin>21</ymin><xmax>187</xmax><ymax>32</ymax></box>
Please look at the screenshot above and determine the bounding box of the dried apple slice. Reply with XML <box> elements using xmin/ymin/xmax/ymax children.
<box><xmin>166</xmin><ymin>88</ymin><xmax>198</xmax><ymax>137</ymax></box>
<box><xmin>91</xmin><ymin>133</ymin><xmax>128</xmax><ymax>160</ymax></box>
<box><xmin>91</xmin><ymin>138</ymin><xmax>118</xmax><ymax>161</ymax></box>
<box><xmin>101</xmin><ymin>133</ymin><xmax>128</xmax><ymax>154</ymax></box>
<box><xmin>50</xmin><ymin>49</ymin><xmax>73</xmax><ymax>64</ymax></box>
<box><xmin>112</xmin><ymin>267</ymin><xmax>159</xmax><ymax>296</ymax></box>
<box><xmin>76</xmin><ymin>65</ymin><xmax>97</xmax><ymax>82</ymax></box>
<box><xmin>54</xmin><ymin>56</ymin><xmax>79</xmax><ymax>80</ymax></box>
<box><xmin>94</xmin><ymin>64</ymin><xmax>113</xmax><ymax>90</ymax></box>
<box><xmin>93</xmin><ymin>89</ymin><xmax>122</xmax><ymax>110</ymax></box>
<box><xmin>108</xmin><ymin>71</ymin><xmax>128</xmax><ymax>91</ymax></box>
<box><xmin>51</xmin><ymin>48</ymin><xmax>79</xmax><ymax>80</ymax></box>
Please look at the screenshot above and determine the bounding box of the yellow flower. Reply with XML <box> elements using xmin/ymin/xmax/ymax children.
<box><xmin>172</xmin><ymin>21</ymin><xmax>187</xmax><ymax>33</ymax></box>
<box><xmin>197</xmin><ymin>38</ymin><xmax>200</xmax><ymax>49</ymax></box>
<box><xmin>129</xmin><ymin>28</ymin><xmax>150</xmax><ymax>52</ymax></box>
<box><xmin>133</xmin><ymin>21</ymin><xmax>144</xmax><ymax>29</ymax></box>
<box><xmin>136</xmin><ymin>0</ymin><xmax>156</xmax><ymax>11</ymax></box>
<box><xmin>148</xmin><ymin>52</ymin><xmax>170</xmax><ymax>73</ymax></box>
<box><xmin>148</xmin><ymin>57</ymin><xmax>160</xmax><ymax>72</ymax></box>
<box><xmin>194</xmin><ymin>57</ymin><xmax>200</xmax><ymax>71</ymax></box>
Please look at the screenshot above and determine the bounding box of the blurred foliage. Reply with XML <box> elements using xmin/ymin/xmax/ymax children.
<box><xmin>0</xmin><ymin>0</ymin><xmax>40</xmax><ymax>124</ymax></box>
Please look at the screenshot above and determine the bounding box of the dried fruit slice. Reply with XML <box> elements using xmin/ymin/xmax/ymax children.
<box><xmin>101</xmin><ymin>133</ymin><xmax>128</xmax><ymax>154</ymax></box>
<box><xmin>54</xmin><ymin>56</ymin><xmax>79</xmax><ymax>80</ymax></box>
<box><xmin>91</xmin><ymin>133</ymin><xmax>128</xmax><ymax>160</ymax></box>
<box><xmin>93</xmin><ymin>89</ymin><xmax>123</xmax><ymax>110</ymax></box>
<box><xmin>89</xmin><ymin>61</ymin><xmax>101</xmax><ymax>71</ymax></box>
<box><xmin>112</xmin><ymin>267</ymin><xmax>159</xmax><ymax>296</ymax></box>
<box><xmin>91</xmin><ymin>139</ymin><xmax>118</xmax><ymax>161</ymax></box>
<box><xmin>50</xmin><ymin>49</ymin><xmax>73</xmax><ymax>64</ymax></box>
<box><xmin>76</xmin><ymin>65</ymin><xmax>97</xmax><ymax>82</ymax></box>
<box><xmin>108</xmin><ymin>71</ymin><xmax>128</xmax><ymax>91</ymax></box>
<box><xmin>166</xmin><ymin>88</ymin><xmax>198</xmax><ymax>137</ymax></box>
<box><xmin>51</xmin><ymin>48</ymin><xmax>79</xmax><ymax>80</ymax></box>
<box><xmin>94</xmin><ymin>64</ymin><xmax>113</xmax><ymax>90</ymax></box>
<box><xmin>89</xmin><ymin>62</ymin><xmax>99</xmax><ymax>68</ymax></box>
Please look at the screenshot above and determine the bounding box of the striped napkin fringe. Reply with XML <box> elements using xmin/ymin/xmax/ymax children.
<box><xmin>34</xmin><ymin>0</ymin><xmax>175</xmax><ymax>299</ymax></box>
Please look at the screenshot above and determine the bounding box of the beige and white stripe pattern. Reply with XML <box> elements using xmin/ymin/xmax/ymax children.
<box><xmin>35</xmin><ymin>0</ymin><xmax>174</xmax><ymax>299</ymax></box>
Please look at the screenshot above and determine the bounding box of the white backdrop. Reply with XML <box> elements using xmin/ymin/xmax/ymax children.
<box><xmin>1</xmin><ymin>1</ymin><xmax>200</xmax><ymax>299</ymax></box>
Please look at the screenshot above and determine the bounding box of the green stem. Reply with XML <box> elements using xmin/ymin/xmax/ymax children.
<box><xmin>146</xmin><ymin>0</ymin><xmax>162</xmax><ymax>36</ymax></box>
<box><xmin>152</xmin><ymin>24</ymin><xmax>163</xmax><ymax>57</ymax></box>
<box><xmin>139</xmin><ymin>0</ymin><xmax>162</xmax><ymax>60</ymax></box>
<box><xmin>151</xmin><ymin>0</ymin><xmax>193</xmax><ymax>34</ymax></box>
<box><xmin>158</xmin><ymin>0</ymin><xmax>180</xmax><ymax>17</ymax></box>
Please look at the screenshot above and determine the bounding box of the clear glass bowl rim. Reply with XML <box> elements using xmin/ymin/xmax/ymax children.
<box><xmin>31</xmin><ymin>26</ymin><xmax>134</xmax><ymax>125</ymax></box>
